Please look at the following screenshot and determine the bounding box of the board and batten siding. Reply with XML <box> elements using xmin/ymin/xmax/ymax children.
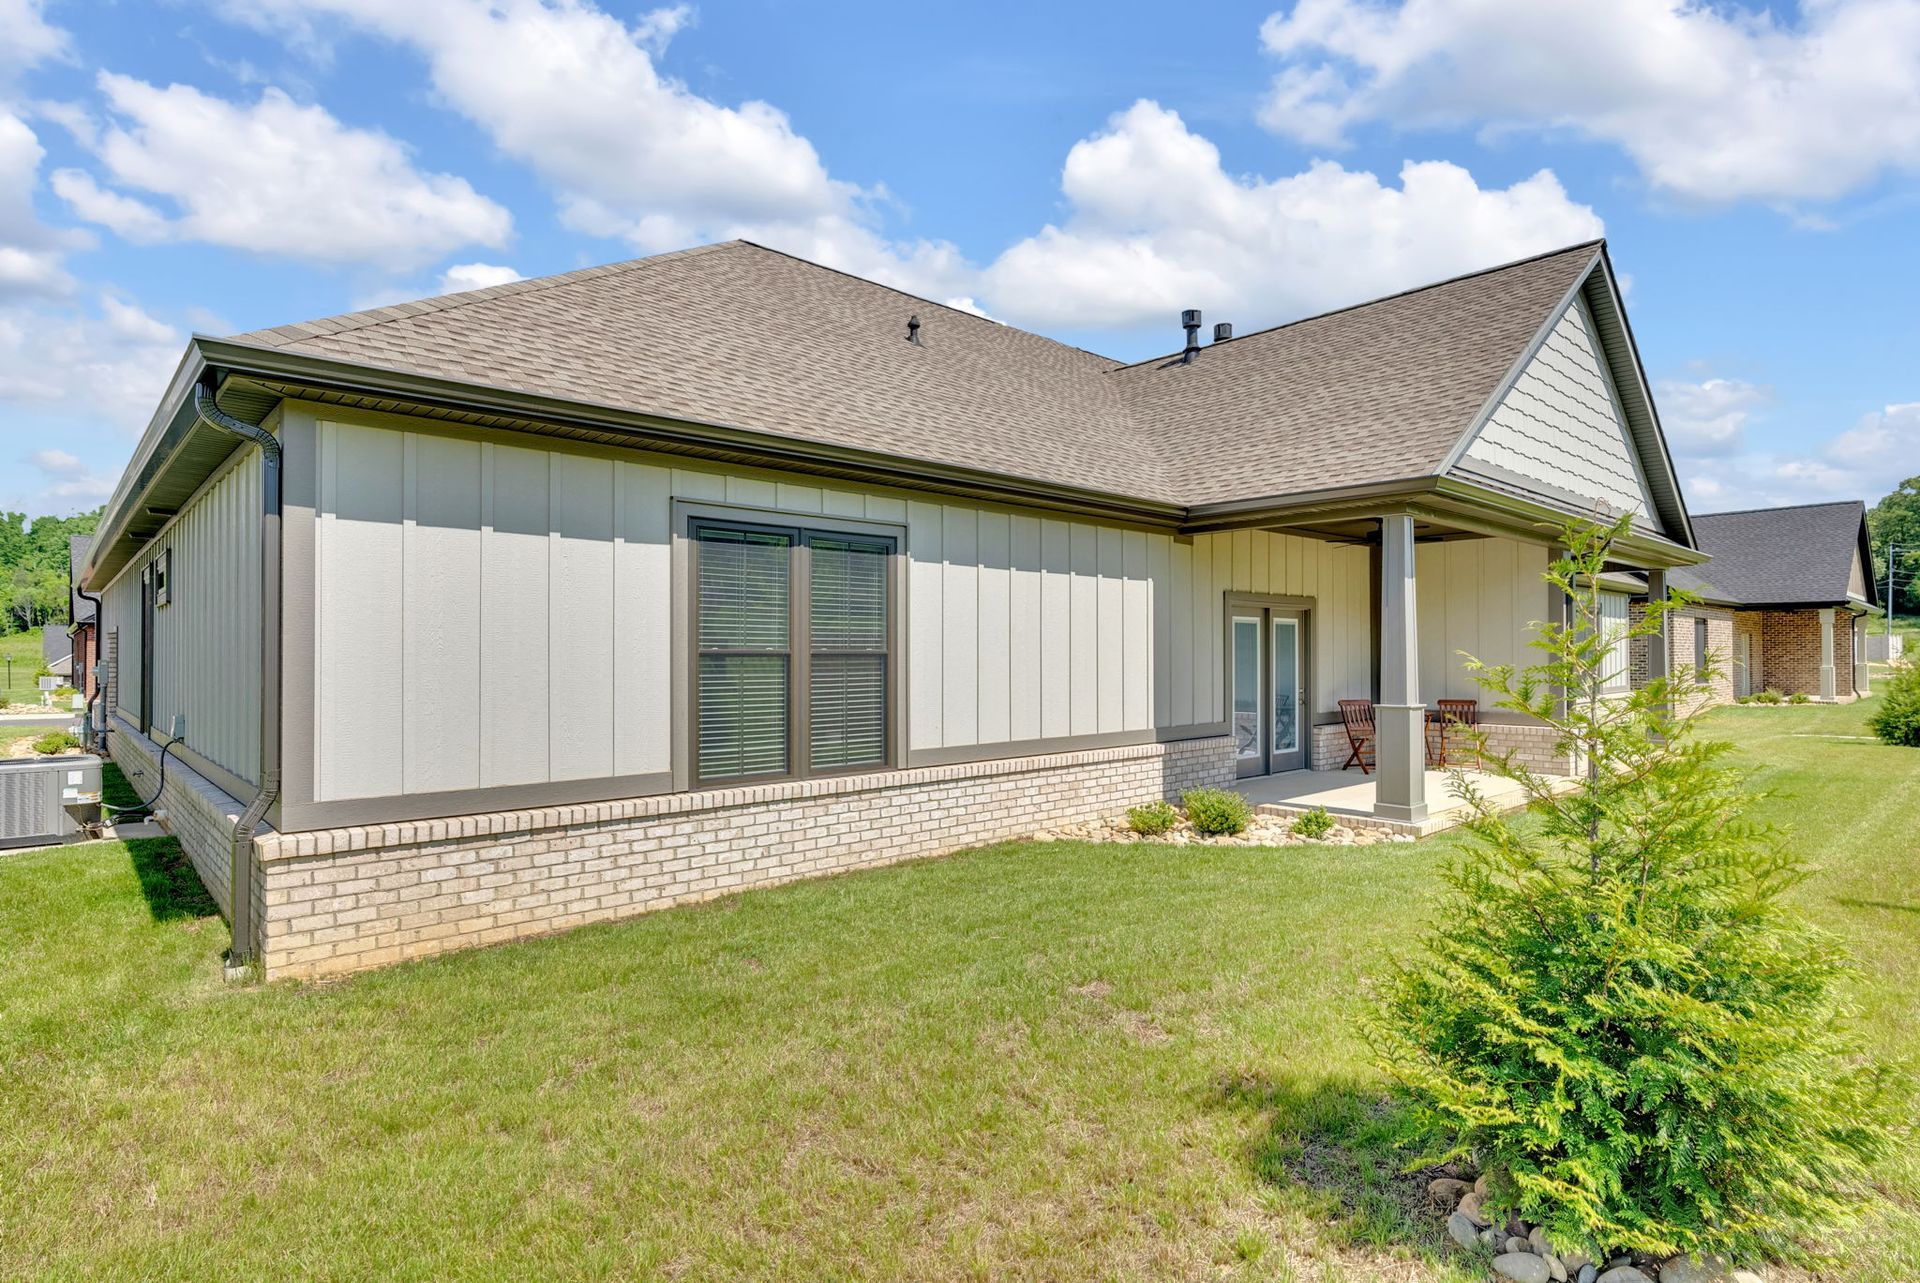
<box><xmin>1458</xmin><ymin>297</ymin><xmax>1658</xmax><ymax>526</ymax></box>
<box><xmin>99</xmin><ymin>447</ymin><xmax>263</xmax><ymax>787</ymax></box>
<box><xmin>304</xmin><ymin>410</ymin><xmax>1385</xmax><ymax>803</ymax></box>
<box><xmin>1415</xmin><ymin>537</ymin><xmax>1552</xmax><ymax>702</ymax></box>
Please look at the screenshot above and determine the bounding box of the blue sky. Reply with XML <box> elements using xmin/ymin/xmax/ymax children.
<box><xmin>2</xmin><ymin>0</ymin><xmax>1916</xmax><ymax>517</ymax></box>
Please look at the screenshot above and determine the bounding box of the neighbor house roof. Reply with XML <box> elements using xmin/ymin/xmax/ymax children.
<box><xmin>1667</xmin><ymin>501</ymin><xmax>1877</xmax><ymax>609</ymax></box>
<box><xmin>69</xmin><ymin>535</ymin><xmax>94</xmax><ymax>625</ymax></box>
<box><xmin>42</xmin><ymin>622</ymin><xmax>69</xmax><ymax>666</ymax></box>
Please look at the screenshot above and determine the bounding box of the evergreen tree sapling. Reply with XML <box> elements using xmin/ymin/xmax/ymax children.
<box><xmin>1369</xmin><ymin>515</ymin><xmax>1899</xmax><ymax>1264</ymax></box>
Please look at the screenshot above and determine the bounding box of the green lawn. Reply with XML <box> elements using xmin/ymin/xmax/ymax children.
<box><xmin>0</xmin><ymin>627</ymin><xmax>53</xmax><ymax>704</ymax></box>
<box><xmin>1</xmin><ymin>702</ymin><xmax>1915</xmax><ymax>1282</ymax></box>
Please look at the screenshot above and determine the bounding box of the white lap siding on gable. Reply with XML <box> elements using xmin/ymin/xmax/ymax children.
<box><xmin>1457</xmin><ymin>298</ymin><xmax>1657</xmax><ymax>525</ymax></box>
<box><xmin>302</xmin><ymin>406</ymin><xmax>1377</xmax><ymax>804</ymax></box>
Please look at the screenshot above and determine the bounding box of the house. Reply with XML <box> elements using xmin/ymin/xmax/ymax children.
<box><xmin>80</xmin><ymin>238</ymin><xmax>1706</xmax><ymax>978</ymax></box>
<box><xmin>68</xmin><ymin>534</ymin><xmax>98</xmax><ymax>701</ymax></box>
<box><xmin>40</xmin><ymin>622</ymin><xmax>71</xmax><ymax>682</ymax></box>
<box><xmin>1656</xmin><ymin>501</ymin><xmax>1879</xmax><ymax>702</ymax></box>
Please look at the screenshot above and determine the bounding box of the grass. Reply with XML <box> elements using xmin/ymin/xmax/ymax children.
<box><xmin>0</xmin><ymin>702</ymin><xmax>1916</xmax><ymax>1281</ymax></box>
<box><xmin>0</xmin><ymin>627</ymin><xmax>55</xmax><ymax>705</ymax></box>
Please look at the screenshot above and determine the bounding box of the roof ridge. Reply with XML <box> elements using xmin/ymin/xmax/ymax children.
<box><xmin>1106</xmin><ymin>238</ymin><xmax>1606</xmax><ymax>373</ymax></box>
<box><xmin>232</xmin><ymin>241</ymin><xmax>744</xmax><ymax>347</ymax></box>
<box><xmin>728</xmin><ymin>240</ymin><xmax>1125</xmax><ymax>369</ymax></box>
<box><xmin>1695</xmin><ymin>498</ymin><xmax>1866</xmax><ymax>518</ymax></box>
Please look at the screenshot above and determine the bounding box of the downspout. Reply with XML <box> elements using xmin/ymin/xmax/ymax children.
<box><xmin>71</xmin><ymin>586</ymin><xmax>103</xmax><ymax>752</ymax></box>
<box><xmin>191</xmin><ymin>381</ymin><xmax>281</xmax><ymax>972</ymax></box>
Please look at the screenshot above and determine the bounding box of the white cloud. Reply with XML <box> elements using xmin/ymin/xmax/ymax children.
<box><xmin>50</xmin><ymin>73</ymin><xmax>512</xmax><ymax>270</ymax></box>
<box><xmin>0</xmin><ymin>0</ymin><xmax>68</xmax><ymax>89</ymax></box>
<box><xmin>226</xmin><ymin>0</ymin><xmax>972</xmax><ymax>298</ymax></box>
<box><xmin>1258</xmin><ymin>0</ymin><xmax>1920</xmax><ymax>205</ymax></box>
<box><xmin>0</xmin><ymin>292</ymin><xmax>184</xmax><ymax>430</ymax></box>
<box><xmin>0</xmin><ymin>110</ymin><xmax>79</xmax><ymax>298</ymax></box>
<box><xmin>1677</xmin><ymin>399</ymin><xmax>1920</xmax><ymax>511</ymax></box>
<box><xmin>1653</xmin><ymin>376</ymin><xmax>1772</xmax><ymax>454</ymax></box>
<box><xmin>980</xmin><ymin>100</ymin><xmax>1603</xmax><ymax>331</ymax></box>
<box><xmin>439</xmin><ymin>262</ymin><xmax>523</xmax><ymax>293</ymax></box>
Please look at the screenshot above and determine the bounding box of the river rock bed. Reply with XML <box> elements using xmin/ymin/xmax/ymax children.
<box><xmin>1031</xmin><ymin>811</ymin><xmax>1411</xmax><ymax>846</ymax></box>
<box><xmin>1431</xmin><ymin>1174</ymin><xmax>1766</xmax><ymax>1283</ymax></box>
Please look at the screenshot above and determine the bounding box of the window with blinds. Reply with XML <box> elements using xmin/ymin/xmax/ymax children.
<box><xmin>1597</xmin><ymin>591</ymin><xmax>1630</xmax><ymax>693</ymax></box>
<box><xmin>693</xmin><ymin>519</ymin><xmax>894</xmax><ymax>783</ymax></box>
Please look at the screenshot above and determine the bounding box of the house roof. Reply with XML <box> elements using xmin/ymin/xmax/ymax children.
<box><xmin>225</xmin><ymin>238</ymin><xmax>1617</xmax><ymax>512</ymax></box>
<box><xmin>42</xmin><ymin>622</ymin><xmax>69</xmax><ymax>666</ymax></box>
<box><xmin>69</xmin><ymin>535</ymin><xmax>95</xmax><ymax>625</ymax></box>
<box><xmin>1667</xmin><ymin>501</ymin><xmax>1877</xmax><ymax>608</ymax></box>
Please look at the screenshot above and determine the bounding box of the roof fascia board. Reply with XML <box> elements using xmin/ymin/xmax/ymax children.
<box><xmin>1428</xmin><ymin>476</ymin><xmax>1705</xmax><ymax>567</ymax></box>
<box><xmin>197</xmin><ymin>337</ymin><xmax>1188</xmax><ymax>529</ymax></box>
<box><xmin>1432</xmin><ymin>246</ymin><xmax>1601</xmax><ymax>478</ymax></box>
<box><xmin>1856</xmin><ymin>512</ymin><xmax>1881</xmax><ymax>608</ymax></box>
<box><xmin>1581</xmin><ymin>248</ymin><xmax>1696</xmax><ymax>547</ymax></box>
<box><xmin>1177</xmin><ymin>477</ymin><xmax>1444</xmax><ymax>534</ymax></box>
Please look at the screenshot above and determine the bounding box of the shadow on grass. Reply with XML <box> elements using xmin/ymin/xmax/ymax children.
<box><xmin>127</xmin><ymin>837</ymin><xmax>220</xmax><ymax>923</ymax></box>
<box><xmin>1216</xmin><ymin>1071</ymin><xmax>1461</xmax><ymax>1254</ymax></box>
<box><xmin>1835</xmin><ymin>897</ymin><xmax>1920</xmax><ymax>916</ymax></box>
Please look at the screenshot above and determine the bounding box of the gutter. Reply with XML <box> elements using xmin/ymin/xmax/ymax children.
<box><xmin>189</xmin><ymin>381</ymin><xmax>281</xmax><ymax>973</ymax></box>
<box><xmin>69</xmin><ymin>588</ymin><xmax>103</xmax><ymax>751</ymax></box>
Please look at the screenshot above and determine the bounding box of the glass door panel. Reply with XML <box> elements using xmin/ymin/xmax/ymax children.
<box><xmin>1232</xmin><ymin>616</ymin><xmax>1262</xmax><ymax>776</ymax></box>
<box><xmin>1272</xmin><ymin>618</ymin><xmax>1299</xmax><ymax>755</ymax></box>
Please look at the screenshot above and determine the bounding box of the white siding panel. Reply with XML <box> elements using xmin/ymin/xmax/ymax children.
<box><xmin>614</xmin><ymin>461</ymin><xmax>672</xmax><ymax>776</ymax></box>
<box><xmin>906</xmin><ymin>500</ymin><xmax>944</xmax><ymax>751</ymax></box>
<box><xmin>1096</xmin><ymin>526</ymin><xmax>1124</xmax><ymax>733</ymax></box>
<box><xmin>1068</xmin><ymin>523</ymin><xmax>1099</xmax><ymax>736</ymax></box>
<box><xmin>317</xmin><ymin>422</ymin><xmax>404</xmax><ymax>800</ymax></box>
<box><xmin>976</xmin><ymin>510</ymin><xmax>1011</xmax><ymax>745</ymax></box>
<box><xmin>480</xmin><ymin>442</ymin><xmax>551</xmax><ymax>789</ymax></box>
<box><xmin>550</xmin><ymin>454</ymin><xmax>615</xmax><ymax>782</ymax></box>
<box><xmin>941</xmin><ymin>506</ymin><xmax>979</xmax><ymax>747</ymax></box>
<box><xmin>1008</xmin><ymin>515</ymin><xmax>1042</xmax><ymax>743</ymax></box>
<box><xmin>402</xmin><ymin>433</ymin><xmax>482</xmax><ymax>794</ymax></box>
<box><xmin>1039</xmin><ymin>519</ymin><xmax>1071</xmax><ymax>739</ymax></box>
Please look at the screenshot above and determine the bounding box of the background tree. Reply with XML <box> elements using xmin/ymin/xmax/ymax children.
<box><xmin>0</xmin><ymin>508</ymin><xmax>99</xmax><ymax>635</ymax></box>
<box><xmin>1868</xmin><ymin>477</ymin><xmax>1920</xmax><ymax>622</ymax></box>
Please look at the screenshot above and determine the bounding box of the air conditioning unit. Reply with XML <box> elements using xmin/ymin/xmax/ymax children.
<box><xmin>0</xmin><ymin>755</ymin><xmax>104</xmax><ymax>850</ymax></box>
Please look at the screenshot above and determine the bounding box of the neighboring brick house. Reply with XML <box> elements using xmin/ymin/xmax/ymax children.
<box><xmin>68</xmin><ymin>535</ymin><xmax>98</xmax><ymax>700</ymax></box>
<box><xmin>81</xmin><ymin>238</ymin><xmax>1712</xmax><ymax>978</ymax></box>
<box><xmin>1655</xmin><ymin>502</ymin><xmax>1878</xmax><ymax>703</ymax></box>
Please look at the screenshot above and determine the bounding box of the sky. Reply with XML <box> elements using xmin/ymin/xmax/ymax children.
<box><xmin>1</xmin><ymin>0</ymin><xmax>1916</xmax><ymax>519</ymax></box>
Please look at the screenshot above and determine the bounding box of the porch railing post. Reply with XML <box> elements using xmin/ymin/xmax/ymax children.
<box><xmin>1374</xmin><ymin>513</ymin><xmax>1428</xmax><ymax>824</ymax></box>
<box><xmin>1819</xmin><ymin>606</ymin><xmax>1837</xmax><ymax>700</ymax></box>
<box><xmin>1645</xmin><ymin>568</ymin><xmax>1670</xmax><ymax>697</ymax></box>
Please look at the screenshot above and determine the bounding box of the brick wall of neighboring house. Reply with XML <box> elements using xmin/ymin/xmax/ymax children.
<box><xmin>1751</xmin><ymin>608</ymin><xmax>1859</xmax><ymax>701</ymax></box>
<box><xmin>251</xmin><ymin>736</ymin><xmax>1234</xmax><ymax>980</ymax></box>
<box><xmin>1627</xmin><ymin>605</ymin><xmax>1734</xmax><ymax>709</ymax></box>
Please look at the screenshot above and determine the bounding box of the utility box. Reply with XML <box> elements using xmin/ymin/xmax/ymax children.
<box><xmin>0</xmin><ymin>754</ymin><xmax>103</xmax><ymax>850</ymax></box>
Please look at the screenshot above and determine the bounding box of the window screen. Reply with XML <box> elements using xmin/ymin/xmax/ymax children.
<box><xmin>692</xmin><ymin>519</ymin><xmax>894</xmax><ymax>783</ymax></box>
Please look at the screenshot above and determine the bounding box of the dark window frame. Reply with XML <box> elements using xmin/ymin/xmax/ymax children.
<box><xmin>688</xmin><ymin>513</ymin><xmax>900</xmax><ymax>786</ymax></box>
<box><xmin>1694</xmin><ymin>616</ymin><xmax>1709</xmax><ymax>676</ymax></box>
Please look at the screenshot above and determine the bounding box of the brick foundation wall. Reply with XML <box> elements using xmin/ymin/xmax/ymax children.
<box><xmin>253</xmin><ymin>736</ymin><xmax>1234</xmax><ymax>980</ymax></box>
<box><xmin>110</xmin><ymin>718</ymin><xmax>261</xmax><ymax>936</ymax></box>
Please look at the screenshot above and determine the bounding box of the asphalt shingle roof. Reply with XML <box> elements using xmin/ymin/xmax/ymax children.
<box><xmin>69</xmin><ymin>535</ymin><xmax>94</xmax><ymax>624</ymax></box>
<box><xmin>1668</xmin><ymin>502</ymin><xmax>1873</xmax><ymax>607</ymax></box>
<box><xmin>227</xmin><ymin>238</ymin><xmax>1604</xmax><ymax>510</ymax></box>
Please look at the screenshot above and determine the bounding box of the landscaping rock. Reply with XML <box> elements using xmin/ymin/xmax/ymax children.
<box><xmin>1428</xmin><ymin>1177</ymin><xmax>1471</xmax><ymax>1206</ymax></box>
<box><xmin>1481</xmin><ymin>1228</ymin><xmax>1505</xmax><ymax>1250</ymax></box>
<box><xmin>1659</xmin><ymin>1256</ymin><xmax>1730</xmax><ymax>1283</ymax></box>
<box><xmin>1474</xmin><ymin>1172</ymin><xmax>1491</xmax><ymax>1195</ymax></box>
<box><xmin>1729</xmin><ymin>1273</ymin><xmax>1764</xmax><ymax>1283</ymax></box>
<box><xmin>1546</xmin><ymin>1256</ymin><xmax>1568</xmax><ymax>1283</ymax></box>
<box><xmin>1561</xmin><ymin>1250</ymin><xmax>1592</xmax><ymax>1274</ymax></box>
<box><xmin>1493</xmin><ymin>1253</ymin><xmax>1552</xmax><ymax>1283</ymax></box>
<box><xmin>1457</xmin><ymin>1190</ymin><xmax>1491</xmax><ymax>1226</ymax></box>
<box><xmin>1575</xmin><ymin>1268</ymin><xmax>1596</xmax><ymax>1283</ymax></box>
<box><xmin>1507</xmin><ymin>1236</ymin><xmax>1529</xmax><ymax>1254</ymax></box>
<box><xmin>1596</xmin><ymin>1269</ymin><xmax>1653</xmax><ymax>1283</ymax></box>
<box><xmin>1528</xmin><ymin>1226</ymin><xmax>1552</xmax><ymax>1256</ymax></box>
<box><xmin>1446</xmin><ymin>1211</ymin><xmax>1481</xmax><ymax>1248</ymax></box>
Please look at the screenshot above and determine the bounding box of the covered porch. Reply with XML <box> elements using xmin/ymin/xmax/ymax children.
<box><xmin>1187</xmin><ymin>483</ymin><xmax>1703</xmax><ymax>829</ymax></box>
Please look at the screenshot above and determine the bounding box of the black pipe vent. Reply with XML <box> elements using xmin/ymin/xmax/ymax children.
<box><xmin>1180</xmin><ymin>309</ymin><xmax>1202</xmax><ymax>363</ymax></box>
<box><xmin>906</xmin><ymin>314</ymin><xmax>922</xmax><ymax>346</ymax></box>
<box><xmin>1213</xmin><ymin>322</ymin><xmax>1233</xmax><ymax>343</ymax></box>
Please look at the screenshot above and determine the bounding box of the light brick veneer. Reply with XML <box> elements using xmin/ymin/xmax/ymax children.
<box><xmin>252</xmin><ymin>736</ymin><xmax>1233</xmax><ymax>980</ymax></box>
<box><xmin>1310</xmin><ymin>717</ymin><xmax>1572</xmax><ymax>777</ymax></box>
<box><xmin>111</xmin><ymin>718</ymin><xmax>258</xmax><ymax>928</ymax></box>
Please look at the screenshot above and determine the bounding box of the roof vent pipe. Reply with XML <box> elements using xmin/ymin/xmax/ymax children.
<box><xmin>906</xmin><ymin>314</ymin><xmax>922</xmax><ymax>346</ymax></box>
<box><xmin>1180</xmin><ymin>309</ymin><xmax>1202</xmax><ymax>363</ymax></box>
<box><xmin>1213</xmin><ymin>322</ymin><xmax>1233</xmax><ymax>343</ymax></box>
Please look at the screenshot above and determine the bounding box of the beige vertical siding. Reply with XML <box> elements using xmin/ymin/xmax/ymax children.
<box><xmin>306</xmin><ymin>409</ymin><xmax>1563</xmax><ymax>800</ymax></box>
<box><xmin>100</xmin><ymin>448</ymin><xmax>263</xmax><ymax>786</ymax></box>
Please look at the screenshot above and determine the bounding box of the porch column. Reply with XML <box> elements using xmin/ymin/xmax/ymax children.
<box><xmin>1819</xmin><ymin>607</ymin><xmax>1837</xmax><ymax>700</ymax></box>
<box><xmin>1375</xmin><ymin>514</ymin><xmax>1427</xmax><ymax>824</ymax></box>
<box><xmin>1644</xmin><ymin>569</ymin><xmax>1670</xmax><ymax>691</ymax></box>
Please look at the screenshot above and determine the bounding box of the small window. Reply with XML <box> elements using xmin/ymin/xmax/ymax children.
<box><xmin>153</xmin><ymin>548</ymin><xmax>172</xmax><ymax>607</ymax></box>
<box><xmin>1596</xmin><ymin>591</ymin><xmax>1630</xmax><ymax>693</ymax></box>
<box><xmin>1694</xmin><ymin>617</ymin><xmax>1708</xmax><ymax>677</ymax></box>
<box><xmin>692</xmin><ymin>517</ymin><xmax>895</xmax><ymax>783</ymax></box>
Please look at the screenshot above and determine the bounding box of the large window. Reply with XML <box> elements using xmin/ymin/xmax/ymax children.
<box><xmin>1597</xmin><ymin>591</ymin><xmax>1630</xmax><ymax>693</ymax></box>
<box><xmin>692</xmin><ymin>517</ymin><xmax>895</xmax><ymax>783</ymax></box>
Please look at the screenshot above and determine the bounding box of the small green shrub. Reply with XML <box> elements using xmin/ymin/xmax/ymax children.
<box><xmin>51</xmin><ymin>684</ymin><xmax>78</xmax><ymax>701</ymax></box>
<box><xmin>1289</xmin><ymin>806</ymin><xmax>1335</xmax><ymax>840</ymax></box>
<box><xmin>1870</xmin><ymin>660</ymin><xmax>1920</xmax><ymax>747</ymax></box>
<box><xmin>1788</xmin><ymin>691</ymin><xmax>1811</xmax><ymax>705</ymax></box>
<box><xmin>1754</xmin><ymin>687</ymin><xmax>1785</xmax><ymax>704</ymax></box>
<box><xmin>1181</xmin><ymin>788</ymin><xmax>1251</xmax><ymax>836</ymax></box>
<box><xmin>32</xmin><ymin>730</ymin><xmax>79</xmax><ymax>755</ymax></box>
<box><xmin>1126</xmin><ymin>800</ymin><xmax>1178</xmax><ymax>836</ymax></box>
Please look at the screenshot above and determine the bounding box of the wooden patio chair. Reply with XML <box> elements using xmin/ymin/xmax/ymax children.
<box><xmin>1337</xmin><ymin>699</ymin><xmax>1375</xmax><ymax>774</ymax></box>
<box><xmin>1434</xmin><ymin>698</ymin><xmax>1479</xmax><ymax>767</ymax></box>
